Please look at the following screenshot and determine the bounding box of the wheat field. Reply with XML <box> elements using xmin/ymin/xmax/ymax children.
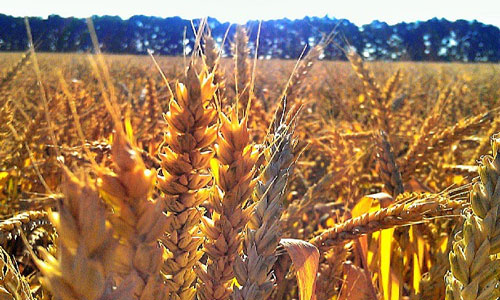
<box><xmin>1</xmin><ymin>23</ymin><xmax>500</xmax><ymax>300</ymax></box>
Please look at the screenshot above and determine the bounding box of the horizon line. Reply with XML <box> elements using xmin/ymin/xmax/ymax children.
<box><xmin>1</xmin><ymin>13</ymin><xmax>499</xmax><ymax>29</ymax></box>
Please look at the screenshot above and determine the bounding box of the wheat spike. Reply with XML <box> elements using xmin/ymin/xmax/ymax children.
<box><xmin>376</xmin><ymin>130</ymin><xmax>404</xmax><ymax>197</ymax></box>
<box><xmin>204</xmin><ymin>33</ymin><xmax>226</xmax><ymax>101</ymax></box>
<box><xmin>416</xmin><ymin>232</ymin><xmax>451</xmax><ymax>300</ymax></box>
<box><xmin>471</xmin><ymin>119</ymin><xmax>500</xmax><ymax>163</ymax></box>
<box><xmin>157</xmin><ymin>64</ymin><xmax>217</xmax><ymax>300</ymax></box>
<box><xmin>98</xmin><ymin>132</ymin><xmax>168</xmax><ymax>300</ymax></box>
<box><xmin>430</xmin><ymin>112</ymin><xmax>492</xmax><ymax>154</ymax></box>
<box><xmin>35</xmin><ymin>170</ymin><xmax>120</xmax><ymax>300</ymax></box>
<box><xmin>196</xmin><ymin>110</ymin><xmax>258</xmax><ymax>300</ymax></box>
<box><xmin>346</xmin><ymin>47</ymin><xmax>390</xmax><ymax>134</ymax></box>
<box><xmin>315</xmin><ymin>244</ymin><xmax>351</xmax><ymax>300</ymax></box>
<box><xmin>0</xmin><ymin>51</ymin><xmax>31</xmax><ymax>96</ymax></box>
<box><xmin>382</xmin><ymin>69</ymin><xmax>402</xmax><ymax>103</ymax></box>
<box><xmin>232</xmin><ymin>110</ymin><xmax>297</xmax><ymax>300</ymax></box>
<box><xmin>285</xmin><ymin>44</ymin><xmax>323</xmax><ymax>105</ymax></box>
<box><xmin>311</xmin><ymin>193</ymin><xmax>465</xmax><ymax>251</ymax></box>
<box><xmin>232</xmin><ymin>25</ymin><xmax>251</xmax><ymax>111</ymax></box>
<box><xmin>142</xmin><ymin>77</ymin><xmax>161</xmax><ymax>127</ymax></box>
<box><xmin>445</xmin><ymin>135</ymin><xmax>500</xmax><ymax>300</ymax></box>
<box><xmin>0</xmin><ymin>211</ymin><xmax>49</xmax><ymax>246</ymax></box>
<box><xmin>401</xmin><ymin>112</ymin><xmax>492</xmax><ymax>182</ymax></box>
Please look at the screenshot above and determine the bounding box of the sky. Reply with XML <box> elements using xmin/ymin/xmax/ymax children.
<box><xmin>3</xmin><ymin>0</ymin><xmax>500</xmax><ymax>28</ymax></box>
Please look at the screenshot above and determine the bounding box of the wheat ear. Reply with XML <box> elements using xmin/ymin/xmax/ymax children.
<box><xmin>204</xmin><ymin>33</ymin><xmax>226</xmax><ymax>100</ymax></box>
<box><xmin>445</xmin><ymin>135</ymin><xmax>500</xmax><ymax>300</ymax></box>
<box><xmin>98</xmin><ymin>132</ymin><xmax>168</xmax><ymax>299</ymax></box>
<box><xmin>346</xmin><ymin>48</ymin><xmax>389</xmax><ymax>132</ymax></box>
<box><xmin>232</xmin><ymin>111</ymin><xmax>297</xmax><ymax>300</ymax></box>
<box><xmin>196</xmin><ymin>110</ymin><xmax>258</xmax><ymax>300</ymax></box>
<box><xmin>315</xmin><ymin>244</ymin><xmax>351</xmax><ymax>300</ymax></box>
<box><xmin>285</xmin><ymin>44</ymin><xmax>323</xmax><ymax>105</ymax></box>
<box><xmin>311</xmin><ymin>193</ymin><xmax>465</xmax><ymax>252</ymax></box>
<box><xmin>35</xmin><ymin>169</ymin><xmax>119</xmax><ymax>300</ymax></box>
<box><xmin>1</xmin><ymin>211</ymin><xmax>49</xmax><ymax>246</ymax></box>
<box><xmin>376</xmin><ymin>130</ymin><xmax>404</xmax><ymax>197</ymax></box>
<box><xmin>382</xmin><ymin>69</ymin><xmax>402</xmax><ymax>103</ymax></box>
<box><xmin>232</xmin><ymin>25</ymin><xmax>251</xmax><ymax>111</ymax></box>
<box><xmin>0</xmin><ymin>51</ymin><xmax>31</xmax><ymax>95</ymax></box>
<box><xmin>157</xmin><ymin>64</ymin><xmax>217</xmax><ymax>300</ymax></box>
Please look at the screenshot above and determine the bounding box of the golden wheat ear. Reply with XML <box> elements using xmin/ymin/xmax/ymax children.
<box><xmin>203</xmin><ymin>32</ymin><xmax>226</xmax><ymax>101</ymax></box>
<box><xmin>97</xmin><ymin>130</ymin><xmax>169</xmax><ymax>300</ymax></box>
<box><xmin>375</xmin><ymin>130</ymin><xmax>404</xmax><ymax>197</ymax></box>
<box><xmin>232</xmin><ymin>25</ymin><xmax>252</xmax><ymax>113</ymax></box>
<box><xmin>445</xmin><ymin>134</ymin><xmax>500</xmax><ymax>300</ymax></box>
<box><xmin>157</xmin><ymin>63</ymin><xmax>217</xmax><ymax>300</ymax></box>
<box><xmin>311</xmin><ymin>192</ymin><xmax>465</xmax><ymax>251</ymax></box>
<box><xmin>196</xmin><ymin>109</ymin><xmax>259</xmax><ymax>300</ymax></box>
<box><xmin>34</xmin><ymin>168</ymin><xmax>121</xmax><ymax>300</ymax></box>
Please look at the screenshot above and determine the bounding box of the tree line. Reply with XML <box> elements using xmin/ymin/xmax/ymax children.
<box><xmin>0</xmin><ymin>14</ymin><xmax>498</xmax><ymax>62</ymax></box>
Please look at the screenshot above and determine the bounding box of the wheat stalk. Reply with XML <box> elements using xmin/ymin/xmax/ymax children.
<box><xmin>0</xmin><ymin>245</ymin><xmax>33</xmax><ymax>300</ymax></box>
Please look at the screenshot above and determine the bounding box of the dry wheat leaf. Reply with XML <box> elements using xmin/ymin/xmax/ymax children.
<box><xmin>339</xmin><ymin>262</ymin><xmax>378</xmax><ymax>300</ymax></box>
<box><xmin>280</xmin><ymin>238</ymin><xmax>320</xmax><ymax>300</ymax></box>
<box><xmin>380</xmin><ymin>227</ymin><xmax>395</xmax><ymax>300</ymax></box>
<box><xmin>353</xmin><ymin>192</ymin><xmax>391</xmax><ymax>218</ymax></box>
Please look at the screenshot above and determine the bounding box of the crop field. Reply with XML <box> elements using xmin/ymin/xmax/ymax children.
<box><xmin>1</xmin><ymin>25</ymin><xmax>500</xmax><ymax>300</ymax></box>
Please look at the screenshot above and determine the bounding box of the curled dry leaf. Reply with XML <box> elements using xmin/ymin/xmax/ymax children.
<box><xmin>280</xmin><ymin>238</ymin><xmax>320</xmax><ymax>300</ymax></box>
<box><xmin>338</xmin><ymin>262</ymin><xmax>378</xmax><ymax>300</ymax></box>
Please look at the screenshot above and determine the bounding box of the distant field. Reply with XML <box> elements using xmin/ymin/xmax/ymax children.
<box><xmin>1</xmin><ymin>51</ymin><xmax>497</xmax><ymax>108</ymax></box>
